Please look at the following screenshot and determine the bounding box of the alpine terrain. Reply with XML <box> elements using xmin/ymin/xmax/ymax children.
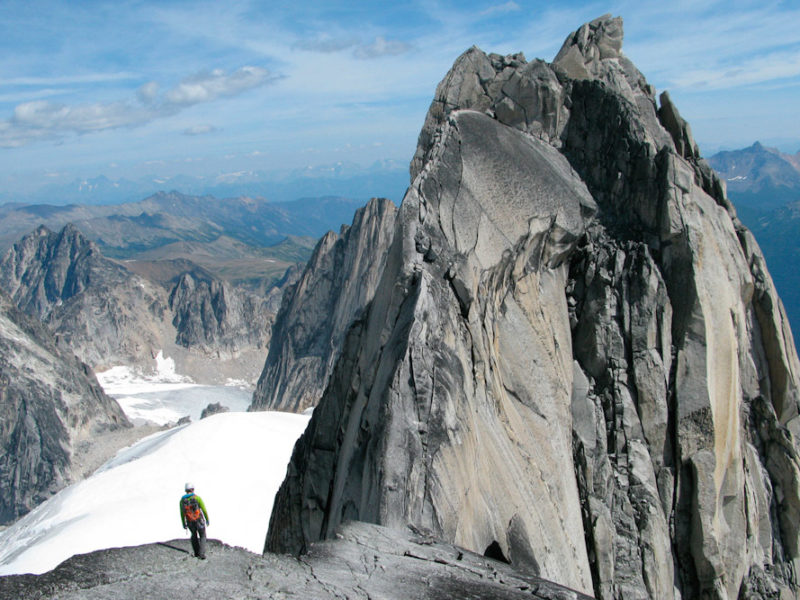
<box><xmin>265</xmin><ymin>15</ymin><xmax>800</xmax><ymax>600</ymax></box>
<box><xmin>3</xmin><ymin>13</ymin><xmax>800</xmax><ymax>600</ymax></box>
<box><xmin>0</xmin><ymin>224</ymin><xmax>281</xmax><ymax>384</ymax></box>
<box><xmin>709</xmin><ymin>142</ymin><xmax>800</xmax><ymax>334</ymax></box>
<box><xmin>251</xmin><ymin>197</ymin><xmax>398</xmax><ymax>412</ymax></box>
<box><xmin>0</xmin><ymin>292</ymin><xmax>129</xmax><ymax>524</ymax></box>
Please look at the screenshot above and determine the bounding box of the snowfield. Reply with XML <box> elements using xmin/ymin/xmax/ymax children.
<box><xmin>95</xmin><ymin>354</ymin><xmax>253</xmax><ymax>425</ymax></box>
<box><xmin>0</xmin><ymin>388</ymin><xmax>310</xmax><ymax>575</ymax></box>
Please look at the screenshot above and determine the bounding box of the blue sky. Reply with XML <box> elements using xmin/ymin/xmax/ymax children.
<box><xmin>1</xmin><ymin>0</ymin><xmax>799</xmax><ymax>195</ymax></box>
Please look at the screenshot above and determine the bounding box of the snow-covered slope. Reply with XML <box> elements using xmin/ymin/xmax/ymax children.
<box><xmin>0</xmin><ymin>411</ymin><xmax>310</xmax><ymax>576</ymax></box>
<box><xmin>97</xmin><ymin>363</ymin><xmax>252</xmax><ymax>425</ymax></box>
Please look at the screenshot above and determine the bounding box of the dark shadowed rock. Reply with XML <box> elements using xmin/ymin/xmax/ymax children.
<box><xmin>0</xmin><ymin>522</ymin><xmax>593</xmax><ymax>600</ymax></box>
<box><xmin>200</xmin><ymin>402</ymin><xmax>229</xmax><ymax>419</ymax></box>
<box><xmin>250</xmin><ymin>197</ymin><xmax>398</xmax><ymax>413</ymax></box>
<box><xmin>266</xmin><ymin>15</ymin><xmax>800</xmax><ymax>600</ymax></box>
<box><xmin>0</xmin><ymin>293</ymin><xmax>129</xmax><ymax>524</ymax></box>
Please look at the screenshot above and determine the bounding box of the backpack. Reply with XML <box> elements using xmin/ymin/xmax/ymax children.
<box><xmin>183</xmin><ymin>494</ymin><xmax>202</xmax><ymax>523</ymax></box>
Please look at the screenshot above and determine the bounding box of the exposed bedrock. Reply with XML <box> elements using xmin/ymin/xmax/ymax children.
<box><xmin>0</xmin><ymin>293</ymin><xmax>129</xmax><ymax>524</ymax></box>
<box><xmin>0</xmin><ymin>224</ymin><xmax>278</xmax><ymax>383</ymax></box>
<box><xmin>267</xmin><ymin>14</ymin><xmax>800</xmax><ymax>600</ymax></box>
<box><xmin>250</xmin><ymin>197</ymin><xmax>397</xmax><ymax>413</ymax></box>
<box><xmin>0</xmin><ymin>522</ymin><xmax>594</xmax><ymax>600</ymax></box>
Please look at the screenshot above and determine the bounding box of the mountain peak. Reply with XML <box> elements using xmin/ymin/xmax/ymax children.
<box><xmin>552</xmin><ymin>15</ymin><xmax>623</xmax><ymax>79</ymax></box>
<box><xmin>268</xmin><ymin>16</ymin><xmax>800</xmax><ymax>600</ymax></box>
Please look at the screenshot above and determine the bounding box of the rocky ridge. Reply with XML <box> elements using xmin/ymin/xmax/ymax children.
<box><xmin>169</xmin><ymin>270</ymin><xmax>272</xmax><ymax>353</ymax></box>
<box><xmin>0</xmin><ymin>192</ymin><xmax>366</xmax><ymax>258</ymax></box>
<box><xmin>708</xmin><ymin>142</ymin><xmax>800</xmax><ymax>335</ymax></box>
<box><xmin>0</xmin><ymin>224</ymin><xmax>279</xmax><ymax>384</ymax></box>
<box><xmin>0</xmin><ymin>522</ymin><xmax>592</xmax><ymax>600</ymax></box>
<box><xmin>0</xmin><ymin>224</ymin><xmax>172</xmax><ymax>370</ymax></box>
<box><xmin>250</xmin><ymin>197</ymin><xmax>397</xmax><ymax>412</ymax></box>
<box><xmin>0</xmin><ymin>292</ymin><xmax>129</xmax><ymax>524</ymax></box>
<box><xmin>266</xmin><ymin>15</ymin><xmax>800</xmax><ymax>600</ymax></box>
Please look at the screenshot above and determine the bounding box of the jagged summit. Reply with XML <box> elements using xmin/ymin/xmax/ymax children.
<box><xmin>553</xmin><ymin>14</ymin><xmax>624</xmax><ymax>78</ymax></box>
<box><xmin>266</xmin><ymin>15</ymin><xmax>800</xmax><ymax>600</ymax></box>
<box><xmin>0</xmin><ymin>223</ymin><xmax>278</xmax><ymax>383</ymax></box>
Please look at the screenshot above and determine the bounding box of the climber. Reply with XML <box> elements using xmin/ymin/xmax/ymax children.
<box><xmin>179</xmin><ymin>482</ymin><xmax>210</xmax><ymax>559</ymax></box>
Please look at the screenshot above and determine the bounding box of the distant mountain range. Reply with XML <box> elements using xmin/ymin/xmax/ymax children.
<box><xmin>0</xmin><ymin>160</ymin><xmax>410</xmax><ymax>207</ymax></box>
<box><xmin>709</xmin><ymin>142</ymin><xmax>800</xmax><ymax>211</ymax></box>
<box><xmin>0</xmin><ymin>191</ymin><xmax>364</xmax><ymax>259</ymax></box>
<box><xmin>708</xmin><ymin>142</ymin><xmax>800</xmax><ymax>333</ymax></box>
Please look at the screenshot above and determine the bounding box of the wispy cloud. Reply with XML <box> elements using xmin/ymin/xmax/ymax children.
<box><xmin>481</xmin><ymin>2</ymin><xmax>521</xmax><ymax>17</ymax></box>
<box><xmin>353</xmin><ymin>37</ymin><xmax>412</xmax><ymax>59</ymax></box>
<box><xmin>671</xmin><ymin>49</ymin><xmax>800</xmax><ymax>90</ymax></box>
<box><xmin>165</xmin><ymin>67</ymin><xmax>272</xmax><ymax>104</ymax></box>
<box><xmin>0</xmin><ymin>72</ymin><xmax>140</xmax><ymax>87</ymax></box>
<box><xmin>294</xmin><ymin>36</ymin><xmax>359</xmax><ymax>53</ymax></box>
<box><xmin>620</xmin><ymin>1</ymin><xmax>800</xmax><ymax>93</ymax></box>
<box><xmin>183</xmin><ymin>124</ymin><xmax>218</xmax><ymax>136</ymax></box>
<box><xmin>0</xmin><ymin>66</ymin><xmax>274</xmax><ymax>148</ymax></box>
<box><xmin>0</xmin><ymin>88</ymin><xmax>73</xmax><ymax>104</ymax></box>
<box><xmin>294</xmin><ymin>35</ymin><xmax>412</xmax><ymax>60</ymax></box>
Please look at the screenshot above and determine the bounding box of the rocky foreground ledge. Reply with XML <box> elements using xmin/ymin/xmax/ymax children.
<box><xmin>0</xmin><ymin>521</ymin><xmax>591</xmax><ymax>600</ymax></box>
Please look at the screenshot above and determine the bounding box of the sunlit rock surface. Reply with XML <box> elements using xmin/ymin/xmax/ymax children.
<box><xmin>251</xmin><ymin>197</ymin><xmax>397</xmax><ymax>413</ymax></box>
<box><xmin>267</xmin><ymin>15</ymin><xmax>800</xmax><ymax>599</ymax></box>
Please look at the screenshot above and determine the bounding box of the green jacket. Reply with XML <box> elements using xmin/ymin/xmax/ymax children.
<box><xmin>180</xmin><ymin>492</ymin><xmax>209</xmax><ymax>527</ymax></box>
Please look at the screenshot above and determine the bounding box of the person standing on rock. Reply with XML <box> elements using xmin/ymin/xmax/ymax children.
<box><xmin>180</xmin><ymin>483</ymin><xmax>210</xmax><ymax>559</ymax></box>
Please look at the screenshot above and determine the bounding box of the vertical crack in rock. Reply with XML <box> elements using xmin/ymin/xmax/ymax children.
<box><xmin>266</xmin><ymin>14</ymin><xmax>800</xmax><ymax>600</ymax></box>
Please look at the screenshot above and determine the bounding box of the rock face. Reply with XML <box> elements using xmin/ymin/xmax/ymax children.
<box><xmin>0</xmin><ymin>292</ymin><xmax>129</xmax><ymax>524</ymax></box>
<box><xmin>0</xmin><ymin>224</ymin><xmax>279</xmax><ymax>384</ymax></box>
<box><xmin>0</xmin><ymin>522</ymin><xmax>593</xmax><ymax>600</ymax></box>
<box><xmin>266</xmin><ymin>15</ymin><xmax>800</xmax><ymax>599</ymax></box>
<box><xmin>0</xmin><ymin>224</ymin><xmax>170</xmax><ymax>370</ymax></box>
<box><xmin>169</xmin><ymin>271</ymin><xmax>273</xmax><ymax>353</ymax></box>
<box><xmin>707</xmin><ymin>142</ymin><xmax>800</xmax><ymax>336</ymax></box>
<box><xmin>250</xmin><ymin>198</ymin><xmax>397</xmax><ymax>412</ymax></box>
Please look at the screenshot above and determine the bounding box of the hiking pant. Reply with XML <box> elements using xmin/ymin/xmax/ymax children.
<box><xmin>188</xmin><ymin>520</ymin><xmax>207</xmax><ymax>558</ymax></box>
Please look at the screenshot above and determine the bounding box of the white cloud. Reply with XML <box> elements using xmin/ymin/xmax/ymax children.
<box><xmin>294</xmin><ymin>36</ymin><xmax>359</xmax><ymax>53</ymax></box>
<box><xmin>137</xmin><ymin>81</ymin><xmax>160</xmax><ymax>104</ymax></box>
<box><xmin>671</xmin><ymin>49</ymin><xmax>800</xmax><ymax>90</ymax></box>
<box><xmin>294</xmin><ymin>34</ymin><xmax>412</xmax><ymax>60</ymax></box>
<box><xmin>165</xmin><ymin>66</ymin><xmax>272</xmax><ymax>105</ymax></box>
<box><xmin>0</xmin><ymin>88</ymin><xmax>73</xmax><ymax>104</ymax></box>
<box><xmin>353</xmin><ymin>37</ymin><xmax>412</xmax><ymax>59</ymax></box>
<box><xmin>0</xmin><ymin>72</ymin><xmax>140</xmax><ymax>87</ymax></box>
<box><xmin>0</xmin><ymin>66</ymin><xmax>274</xmax><ymax>148</ymax></box>
<box><xmin>620</xmin><ymin>2</ymin><xmax>800</xmax><ymax>93</ymax></box>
